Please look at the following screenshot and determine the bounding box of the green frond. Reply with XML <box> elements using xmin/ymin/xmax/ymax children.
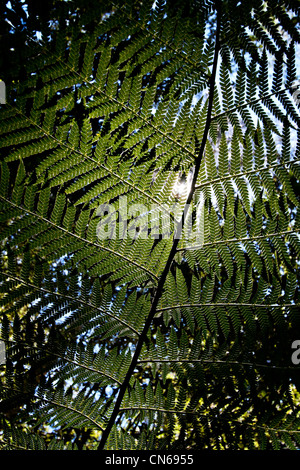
<box><xmin>1</xmin><ymin>0</ymin><xmax>300</xmax><ymax>452</ymax></box>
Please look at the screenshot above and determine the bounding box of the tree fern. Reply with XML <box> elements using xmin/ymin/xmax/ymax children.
<box><xmin>0</xmin><ymin>0</ymin><xmax>300</xmax><ymax>451</ymax></box>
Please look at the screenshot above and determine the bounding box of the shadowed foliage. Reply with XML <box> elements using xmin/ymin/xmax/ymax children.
<box><xmin>0</xmin><ymin>0</ymin><xmax>300</xmax><ymax>450</ymax></box>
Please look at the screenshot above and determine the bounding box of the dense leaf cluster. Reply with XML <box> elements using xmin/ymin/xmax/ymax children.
<box><xmin>0</xmin><ymin>0</ymin><xmax>300</xmax><ymax>450</ymax></box>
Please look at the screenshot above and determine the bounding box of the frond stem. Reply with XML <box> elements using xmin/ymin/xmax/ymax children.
<box><xmin>137</xmin><ymin>359</ymin><xmax>299</xmax><ymax>371</ymax></box>
<box><xmin>155</xmin><ymin>302</ymin><xmax>300</xmax><ymax>312</ymax></box>
<box><xmin>0</xmin><ymin>195</ymin><xmax>159</xmax><ymax>283</ymax></box>
<box><xmin>97</xmin><ymin>0</ymin><xmax>222</xmax><ymax>450</ymax></box>
<box><xmin>0</xmin><ymin>271</ymin><xmax>140</xmax><ymax>336</ymax></box>
<box><xmin>177</xmin><ymin>229</ymin><xmax>300</xmax><ymax>251</ymax></box>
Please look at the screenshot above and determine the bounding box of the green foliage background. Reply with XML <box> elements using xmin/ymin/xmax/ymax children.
<box><xmin>0</xmin><ymin>0</ymin><xmax>300</xmax><ymax>450</ymax></box>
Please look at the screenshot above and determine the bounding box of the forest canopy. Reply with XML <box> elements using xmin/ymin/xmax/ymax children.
<box><xmin>0</xmin><ymin>0</ymin><xmax>300</xmax><ymax>451</ymax></box>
